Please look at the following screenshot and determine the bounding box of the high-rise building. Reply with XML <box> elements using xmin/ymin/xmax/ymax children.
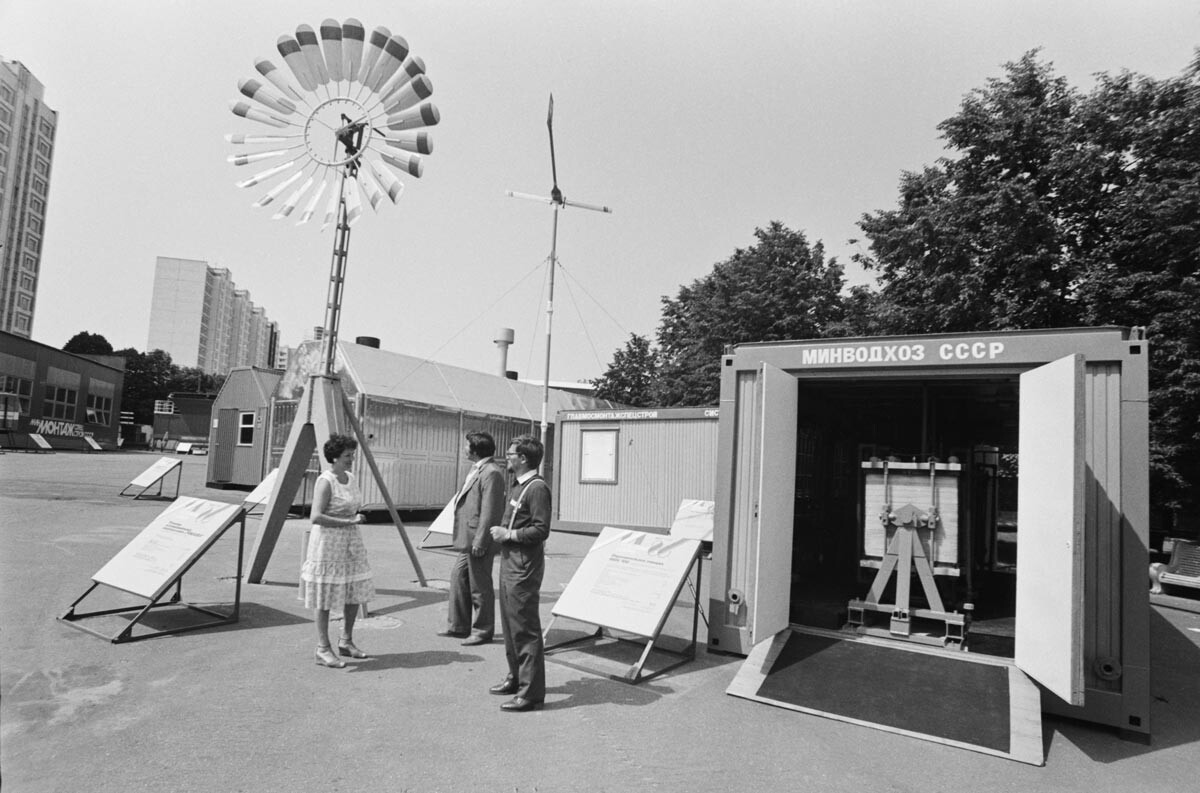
<box><xmin>0</xmin><ymin>58</ymin><xmax>57</xmax><ymax>338</ymax></box>
<box><xmin>147</xmin><ymin>256</ymin><xmax>280</xmax><ymax>375</ymax></box>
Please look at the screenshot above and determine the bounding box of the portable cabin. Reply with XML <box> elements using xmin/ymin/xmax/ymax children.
<box><xmin>268</xmin><ymin>340</ymin><xmax>620</xmax><ymax>510</ymax></box>
<box><xmin>206</xmin><ymin>366</ymin><xmax>283</xmax><ymax>487</ymax></box>
<box><xmin>553</xmin><ymin>406</ymin><xmax>720</xmax><ymax>534</ymax></box>
<box><xmin>711</xmin><ymin>327</ymin><xmax>1150</xmax><ymax>755</ymax></box>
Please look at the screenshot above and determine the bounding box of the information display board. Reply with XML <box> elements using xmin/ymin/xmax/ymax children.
<box><xmin>243</xmin><ymin>469</ymin><xmax>279</xmax><ymax>507</ymax></box>
<box><xmin>120</xmin><ymin>456</ymin><xmax>182</xmax><ymax>499</ymax></box>
<box><xmin>92</xmin><ymin>498</ymin><xmax>244</xmax><ymax>600</ymax></box>
<box><xmin>130</xmin><ymin>457</ymin><xmax>181</xmax><ymax>488</ymax></box>
<box><xmin>428</xmin><ymin>498</ymin><xmax>455</xmax><ymax>536</ymax></box>
<box><xmin>552</xmin><ymin>527</ymin><xmax>702</xmax><ymax>638</ymax></box>
<box><xmin>668</xmin><ymin>499</ymin><xmax>715</xmax><ymax>541</ymax></box>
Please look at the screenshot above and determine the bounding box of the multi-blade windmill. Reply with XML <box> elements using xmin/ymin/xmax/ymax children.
<box><xmin>225</xmin><ymin>19</ymin><xmax>437</xmax><ymax>585</ymax></box>
<box><xmin>506</xmin><ymin>95</ymin><xmax>612</xmax><ymax>444</ymax></box>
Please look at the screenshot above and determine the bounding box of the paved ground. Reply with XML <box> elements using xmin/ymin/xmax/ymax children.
<box><xmin>2</xmin><ymin>451</ymin><xmax>1198</xmax><ymax>793</ymax></box>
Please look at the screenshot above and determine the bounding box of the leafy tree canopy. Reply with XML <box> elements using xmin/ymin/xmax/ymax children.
<box><xmin>591</xmin><ymin>333</ymin><xmax>659</xmax><ymax>406</ymax></box>
<box><xmin>63</xmin><ymin>331</ymin><xmax>114</xmax><ymax>355</ymax></box>
<box><xmin>654</xmin><ymin>221</ymin><xmax>844</xmax><ymax>406</ymax></box>
<box><xmin>853</xmin><ymin>49</ymin><xmax>1200</xmax><ymax>515</ymax></box>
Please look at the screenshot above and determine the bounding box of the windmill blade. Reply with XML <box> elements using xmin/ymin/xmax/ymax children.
<box><xmin>343</xmin><ymin>176</ymin><xmax>364</xmax><ymax>225</ymax></box>
<box><xmin>255</xmin><ymin>59</ymin><xmax>304</xmax><ymax>102</ymax></box>
<box><xmin>320</xmin><ymin>181</ymin><xmax>342</xmax><ymax>229</ymax></box>
<box><xmin>380</xmin><ymin>130</ymin><xmax>432</xmax><ymax>155</ymax></box>
<box><xmin>546</xmin><ymin>93</ymin><xmax>559</xmax><ymax>192</ymax></box>
<box><xmin>385</xmin><ymin>102</ymin><xmax>440</xmax><ymax>132</ymax></box>
<box><xmin>359</xmin><ymin>168</ymin><xmax>385</xmax><ymax>211</ymax></box>
<box><xmin>368</xmin><ymin>157</ymin><xmax>405</xmax><ymax>203</ymax></box>
<box><xmin>230</xmin><ymin>100</ymin><xmax>290</xmax><ymax>129</ymax></box>
<box><xmin>381</xmin><ymin>150</ymin><xmax>424</xmax><ymax>178</ymax></box>
<box><xmin>236</xmin><ymin>158</ymin><xmax>300</xmax><ymax>189</ymax></box>
<box><xmin>227</xmin><ymin>147</ymin><xmax>293</xmax><ymax>166</ymax></box>
<box><xmin>297</xmin><ymin>177</ymin><xmax>329</xmax><ymax>225</ymax></box>
<box><xmin>382</xmin><ymin>74</ymin><xmax>433</xmax><ymax>115</ymax></box>
<box><xmin>238</xmin><ymin>78</ymin><xmax>297</xmax><ymax>115</ymax></box>
<box><xmin>277</xmin><ymin>34</ymin><xmax>316</xmax><ymax>91</ymax></box>
<box><xmin>296</xmin><ymin>24</ymin><xmax>330</xmax><ymax>88</ymax></box>
<box><xmin>359</xmin><ymin>27</ymin><xmax>392</xmax><ymax>91</ymax></box>
<box><xmin>319</xmin><ymin>19</ymin><xmax>344</xmax><ymax>83</ymax></box>
<box><xmin>342</xmin><ymin>19</ymin><xmax>365</xmax><ymax>83</ymax></box>
<box><xmin>273</xmin><ymin>173</ymin><xmax>316</xmax><ymax>219</ymax></box>
<box><xmin>365</xmin><ymin>34</ymin><xmax>410</xmax><ymax>94</ymax></box>
<box><xmin>562</xmin><ymin>198</ymin><xmax>613</xmax><ymax>214</ymax></box>
<box><xmin>506</xmin><ymin>190</ymin><xmax>554</xmax><ymax>205</ymax></box>
<box><xmin>379</xmin><ymin>56</ymin><xmax>426</xmax><ymax>103</ymax></box>
<box><xmin>253</xmin><ymin>169</ymin><xmax>305</xmax><ymax>207</ymax></box>
<box><xmin>226</xmin><ymin>133</ymin><xmax>297</xmax><ymax>145</ymax></box>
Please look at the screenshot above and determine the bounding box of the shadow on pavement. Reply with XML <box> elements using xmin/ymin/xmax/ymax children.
<box><xmin>344</xmin><ymin>649</ymin><xmax>482</xmax><ymax>671</ymax></box>
<box><xmin>1046</xmin><ymin>608</ymin><xmax>1200</xmax><ymax>763</ymax></box>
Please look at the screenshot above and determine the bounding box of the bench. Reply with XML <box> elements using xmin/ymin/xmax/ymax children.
<box><xmin>1151</xmin><ymin>539</ymin><xmax>1200</xmax><ymax>593</ymax></box>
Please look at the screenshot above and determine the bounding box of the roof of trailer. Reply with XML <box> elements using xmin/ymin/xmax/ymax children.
<box><xmin>276</xmin><ymin>341</ymin><xmax>621</xmax><ymax>419</ymax></box>
<box><xmin>213</xmin><ymin>366</ymin><xmax>284</xmax><ymax>408</ymax></box>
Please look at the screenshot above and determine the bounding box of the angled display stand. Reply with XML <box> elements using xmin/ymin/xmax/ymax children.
<box><xmin>119</xmin><ymin>456</ymin><xmax>182</xmax><ymax>501</ymax></box>
<box><xmin>59</xmin><ymin>497</ymin><xmax>247</xmax><ymax>643</ymax></box>
<box><xmin>543</xmin><ymin>527</ymin><xmax>703</xmax><ymax>683</ymax></box>
<box><xmin>419</xmin><ymin>498</ymin><xmax>455</xmax><ymax>549</ymax></box>
<box><xmin>28</xmin><ymin>433</ymin><xmax>55</xmax><ymax>452</ymax></box>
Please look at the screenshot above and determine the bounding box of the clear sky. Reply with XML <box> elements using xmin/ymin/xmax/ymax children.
<box><xmin>2</xmin><ymin>1</ymin><xmax>1196</xmax><ymax>383</ymax></box>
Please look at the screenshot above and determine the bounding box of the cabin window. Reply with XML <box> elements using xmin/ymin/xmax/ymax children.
<box><xmin>238</xmin><ymin>412</ymin><xmax>255</xmax><ymax>446</ymax></box>
<box><xmin>580</xmin><ymin>427</ymin><xmax>618</xmax><ymax>483</ymax></box>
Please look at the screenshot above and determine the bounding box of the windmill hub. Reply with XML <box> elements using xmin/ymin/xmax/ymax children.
<box><xmin>303</xmin><ymin>97</ymin><xmax>373</xmax><ymax>167</ymax></box>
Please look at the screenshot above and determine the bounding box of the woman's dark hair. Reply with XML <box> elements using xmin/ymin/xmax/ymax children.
<box><xmin>466</xmin><ymin>430</ymin><xmax>496</xmax><ymax>459</ymax></box>
<box><xmin>323</xmin><ymin>433</ymin><xmax>358</xmax><ymax>463</ymax></box>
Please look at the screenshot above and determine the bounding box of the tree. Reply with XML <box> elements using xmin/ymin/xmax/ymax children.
<box><xmin>63</xmin><ymin>331</ymin><xmax>114</xmax><ymax>355</ymax></box>
<box><xmin>654</xmin><ymin>222</ymin><xmax>845</xmax><ymax>406</ymax></box>
<box><xmin>591</xmin><ymin>333</ymin><xmax>659</xmax><ymax>406</ymax></box>
<box><xmin>854</xmin><ymin>50</ymin><xmax>1200</xmax><ymax>521</ymax></box>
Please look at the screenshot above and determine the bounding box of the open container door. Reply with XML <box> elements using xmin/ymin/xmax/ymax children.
<box><xmin>1015</xmin><ymin>353</ymin><xmax>1087</xmax><ymax>707</ymax></box>
<box><xmin>749</xmin><ymin>362</ymin><xmax>798</xmax><ymax>646</ymax></box>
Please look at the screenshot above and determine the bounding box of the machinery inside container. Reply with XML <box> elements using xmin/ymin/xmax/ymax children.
<box><xmin>788</xmin><ymin>375</ymin><xmax>1022</xmax><ymax>656</ymax></box>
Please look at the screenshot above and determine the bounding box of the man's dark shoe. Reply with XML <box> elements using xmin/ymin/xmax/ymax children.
<box><xmin>500</xmin><ymin>696</ymin><xmax>543</xmax><ymax>712</ymax></box>
<box><xmin>436</xmin><ymin>629</ymin><xmax>469</xmax><ymax>638</ymax></box>
<box><xmin>461</xmin><ymin>635</ymin><xmax>492</xmax><ymax>646</ymax></box>
<box><xmin>489</xmin><ymin>678</ymin><xmax>518</xmax><ymax>695</ymax></box>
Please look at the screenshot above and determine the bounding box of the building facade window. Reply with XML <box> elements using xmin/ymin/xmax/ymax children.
<box><xmin>0</xmin><ymin>374</ymin><xmax>33</xmax><ymax>415</ymax></box>
<box><xmin>85</xmin><ymin>393</ymin><xmax>113</xmax><ymax>425</ymax></box>
<box><xmin>43</xmin><ymin>385</ymin><xmax>78</xmax><ymax>420</ymax></box>
<box><xmin>86</xmin><ymin>379</ymin><xmax>115</xmax><ymax>424</ymax></box>
<box><xmin>238</xmin><ymin>411</ymin><xmax>255</xmax><ymax>446</ymax></box>
<box><xmin>580</xmin><ymin>427</ymin><xmax>619</xmax><ymax>483</ymax></box>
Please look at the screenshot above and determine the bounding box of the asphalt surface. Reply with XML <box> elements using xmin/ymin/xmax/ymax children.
<box><xmin>2</xmin><ymin>451</ymin><xmax>1198</xmax><ymax>793</ymax></box>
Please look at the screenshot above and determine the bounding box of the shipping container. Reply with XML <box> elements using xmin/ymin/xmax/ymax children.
<box><xmin>712</xmin><ymin>327</ymin><xmax>1150</xmax><ymax>762</ymax></box>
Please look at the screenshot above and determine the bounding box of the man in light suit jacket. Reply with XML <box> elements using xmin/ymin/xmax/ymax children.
<box><xmin>440</xmin><ymin>431</ymin><xmax>506</xmax><ymax>645</ymax></box>
<box><xmin>489</xmin><ymin>434</ymin><xmax>551</xmax><ymax>711</ymax></box>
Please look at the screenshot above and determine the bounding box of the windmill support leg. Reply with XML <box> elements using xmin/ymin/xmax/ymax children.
<box><xmin>247</xmin><ymin>374</ymin><xmax>426</xmax><ymax>587</ymax></box>
<box><xmin>248</xmin><ymin>375</ymin><xmax>342</xmax><ymax>583</ymax></box>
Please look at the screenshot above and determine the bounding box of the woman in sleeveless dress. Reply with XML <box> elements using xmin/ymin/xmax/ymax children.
<box><xmin>300</xmin><ymin>433</ymin><xmax>375</xmax><ymax>668</ymax></box>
